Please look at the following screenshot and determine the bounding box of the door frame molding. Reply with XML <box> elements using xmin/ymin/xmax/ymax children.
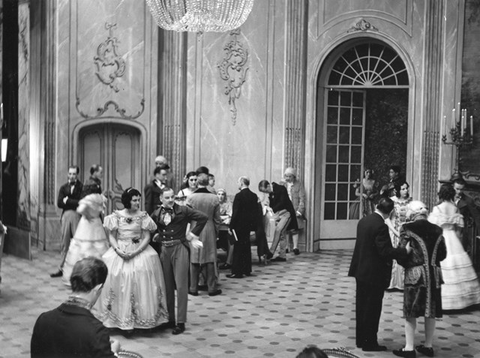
<box><xmin>305</xmin><ymin>33</ymin><xmax>416</xmax><ymax>251</ymax></box>
<box><xmin>72</xmin><ymin>119</ymin><xmax>148</xmax><ymax>192</ymax></box>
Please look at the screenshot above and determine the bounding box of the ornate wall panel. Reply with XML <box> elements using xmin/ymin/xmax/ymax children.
<box><xmin>74</xmin><ymin>2</ymin><xmax>147</xmax><ymax>120</ymax></box>
<box><xmin>182</xmin><ymin>0</ymin><xmax>287</xmax><ymax>195</ymax></box>
<box><xmin>310</xmin><ymin>0</ymin><xmax>414</xmax><ymax>38</ymax></box>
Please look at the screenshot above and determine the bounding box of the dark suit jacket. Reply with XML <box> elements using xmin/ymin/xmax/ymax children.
<box><xmin>230</xmin><ymin>187</ymin><xmax>259</xmax><ymax>234</ymax></box>
<box><xmin>269</xmin><ymin>182</ymin><xmax>298</xmax><ymax>231</ymax></box>
<box><xmin>151</xmin><ymin>203</ymin><xmax>208</xmax><ymax>243</ymax></box>
<box><xmin>144</xmin><ymin>180</ymin><xmax>164</xmax><ymax>215</ymax></box>
<box><xmin>57</xmin><ymin>180</ymin><xmax>83</xmax><ymax>215</ymax></box>
<box><xmin>457</xmin><ymin>193</ymin><xmax>480</xmax><ymax>229</ymax></box>
<box><xmin>348</xmin><ymin>212</ymin><xmax>409</xmax><ymax>289</ymax></box>
<box><xmin>81</xmin><ymin>176</ymin><xmax>102</xmax><ymax>198</ymax></box>
<box><xmin>31</xmin><ymin>303</ymin><xmax>116</xmax><ymax>358</ymax></box>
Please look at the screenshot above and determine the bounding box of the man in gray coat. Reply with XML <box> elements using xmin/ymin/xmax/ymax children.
<box><xmin>186</xmin><ymin>172</ymin><xmax>222</xmax><ymax>296</ymax></box>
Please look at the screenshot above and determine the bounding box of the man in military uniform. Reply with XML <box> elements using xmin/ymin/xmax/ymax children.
<box><xmin>151</xmin><ymin>187</ymin><xmax>207</xmax><ymax>335</ymax></box>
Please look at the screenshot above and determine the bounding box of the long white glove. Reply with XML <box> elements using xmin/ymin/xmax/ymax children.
<box><xmin>187</xmin><ymin>232</ymin><xmax>203</xmax><ymax>249</ymax></box>
<box><xmin>190</xmin><ymin>238</ymin><xmax>203</xmax><ymax>249</ymax></box>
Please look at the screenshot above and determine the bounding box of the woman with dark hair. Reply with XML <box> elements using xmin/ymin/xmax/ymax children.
<box><xmin>295</xmin><ymin>345</ymin><xmax>328</xmax><ymax>358</ymax></box>
<box><xmin>428</xmin><ymin>183</ymin><xmax>480</xmax><ymax>310</ymax></box>
<box><xmin>177</xmin><ymin>171</ymin><xmax>197</xmax><ymax>204</ymax></box>
<box><xmin>350</xmin><ymin>168</ymin><xmax>378</xmax><ymax>219</ymax></box>
<box><xmin>380</xmin><ymin>165</ymin><xmax>403</xmax><ymax>198</ymax></box>
<box><xmin>386</xmin><ymin>181</ymin><xmax>413</xmax><ymax>290</ymax></box>
<box><xmin>94</xmin><ymin>187</ymin><xmax>168</xmax><ymax>330</ymax></box>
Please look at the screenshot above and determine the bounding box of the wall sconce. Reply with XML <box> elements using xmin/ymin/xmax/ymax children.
<box><xmin>442</xmin><ymin>106</ymin><xmax>474</xmax><ymax>174</ymax></box>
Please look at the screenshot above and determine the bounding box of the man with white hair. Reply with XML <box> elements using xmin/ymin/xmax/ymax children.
<box><xmin>282</xmin><ymin>167</ymin><xmax>306</xmax><ymax>255</ymax></box>
<box><xmin>392</xmin><ymin>200</ymin><xmax>446</xmax><ymax>358</ymax></box>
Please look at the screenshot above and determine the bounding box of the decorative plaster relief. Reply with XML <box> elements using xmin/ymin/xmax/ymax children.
<box><xmin>71</xmin><ymin>0</ymin><xmax>146</xmax><ymax>120</ymax></box>
<box><xmin>347</xmin><ymin>19</ymin><xmax>379</xmax><ymax>33</ymax></box>
<box><xmin>310</xmin><ymin>0</ymin><xmax>413</xmax><ymax>39</ymax></box>
<box><xmin>76</xmin><ymin>98</ymin><xmax>145</xmax><ymax>120</ymax></box>
<box><xmin>94</xmin><ymin>23</ymin><xmax>126</xmax><ymax>93</ymax></box>
<box><xmin>217</xmin><ymin>29</ymin><xmax>249</xmax><ymax>126</ymax></box>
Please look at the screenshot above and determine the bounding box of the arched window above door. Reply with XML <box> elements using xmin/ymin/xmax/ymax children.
<box><xmin>328</xmin><ymin>43</ymin><xmax>409</xmax><ymax>88</ymax></box>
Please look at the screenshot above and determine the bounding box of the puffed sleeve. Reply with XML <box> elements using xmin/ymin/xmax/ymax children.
<box><xmin>103</xmin><ymin>213</ymin><xmax>119</xmax><ymax>231</ymax></box>
<box><xmin>141</xmin><ymin>213</ymin><xmax>157</xmax><ymax>231</ymax></box>
<box><xmin>453</xmin><ymin>213</ymin><xmax>464</xmax><ymax>228</ymax></box>
<box><xmin>427</xmin><ymin>207</ymin><xmax>440</xmax><ymax>226</ymax></box>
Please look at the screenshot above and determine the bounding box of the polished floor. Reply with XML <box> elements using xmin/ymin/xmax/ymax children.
<box><xmin>1</xmin><ymin>247</ymin><xmax>479</xmax><ymax>358</ymax></box>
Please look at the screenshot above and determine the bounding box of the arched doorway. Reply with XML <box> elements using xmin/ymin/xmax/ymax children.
<box><xmin>316</xmin><ymin>40</ymin><xmax>410</xmax><ymax>248</ymax></box>
<box><xmin>78</xmin><ymin>123</ymin><xmax>142</xmax><ymax>213</ymax></box>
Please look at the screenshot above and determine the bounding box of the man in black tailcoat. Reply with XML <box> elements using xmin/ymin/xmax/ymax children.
<box><xmin>50</xmin><ymin>165</ymin><xmax>83</xmax><ymax>278</ymax></box>
<box><xmin>453</xmin><ymin>177</ymin><xmax>480</xmax><ymax>254</ymax></box>
<box><xmin>259</xmin><ymin>180</ymin><xmax>298</xmax><ymax>262</ymax></box>
<box><xmin>228</xmin><ymin>176</ymin><xmax>259</xmax><ymax>278</ymax></box>
<box><xmin>348</xmin><ymin>197</ymin><xmax>411</xmax><ymax>352</ymax></box>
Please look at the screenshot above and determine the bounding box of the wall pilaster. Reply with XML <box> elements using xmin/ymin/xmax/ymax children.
<box><xmin>283</xmin><ymin>1</ymin><xmax>308</xmax><ymax>179</ymax></box>
<box><xmin>421</xmin><ymin>0</ymin><xmax>444</xmax><ymax>209</ymax></box>
<box><xmin>159</xmin><ymin>30</ymin><xmax>187</xmax><ymax>189</ymax></box>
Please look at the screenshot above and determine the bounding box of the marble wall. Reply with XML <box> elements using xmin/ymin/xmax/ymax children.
<box><xmin>17</xmin><ymin>2</ymin><xmax>29</xmax><ymax>232</ymax></box>
<box><xmin>24</xmin><ymin>0</ymin><xmax>467</xmax><ymax>250</ymax></box>
<box><xmin>45</xmin><ymin>0</ymin><xmax>158</xmax><ymax>248</ymax></box>
<box><xmin>184</xmin><ymin>0</ymin><xmax>288</xmax><ymax>196</ymax></box>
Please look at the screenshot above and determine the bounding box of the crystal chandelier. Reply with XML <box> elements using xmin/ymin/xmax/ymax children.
<box><xmin>146</xmin><ymin>0</ymin><xmax>254</xmax><ymax>33</ymax></box>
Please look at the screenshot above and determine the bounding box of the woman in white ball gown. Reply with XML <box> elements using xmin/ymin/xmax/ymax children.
<box><xmin>428</xmin><ymin>183</ymin><xmax>480</xmax><ymax>310</ymax></box>
<box><xmin>94</xmin><ymin>188</ymin><xmax>168</xmax><ymax>330</ymax></box>
<box><xmin>62</xmin><ymin>193</ymin><xmax>109</xmax><ymax>286</ymax></box>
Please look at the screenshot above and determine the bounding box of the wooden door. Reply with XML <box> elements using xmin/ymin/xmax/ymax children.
<box><xmin>78</xmin><ymin>123</ymin><xmax>141</xmax><ymax>214</ymax></box>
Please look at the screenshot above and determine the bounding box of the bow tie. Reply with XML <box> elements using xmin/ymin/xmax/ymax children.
<box><xmin>161</xmin><ymin>207</ymin><xmax>173</xmax><ymax>214</ymax></box>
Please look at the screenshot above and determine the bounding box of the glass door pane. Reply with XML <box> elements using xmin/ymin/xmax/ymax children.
<box><xmin>320</xmin><ymin>90</ymin><xmax>365</xmax><ymax>239</ymax></box>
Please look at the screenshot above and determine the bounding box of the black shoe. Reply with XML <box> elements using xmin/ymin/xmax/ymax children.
<box><xmin>271</xmin><ymin>256</ymin><xmax>286</xmax><ymax>262</ymax></box>
<box><xmin>266</xmin><ymin>251</ymin><xmax>274</xmax><ymax>260</ymax></box>
<box><xmin>219</xmin><ymin>263</ymin><xmax>232</xmax><ymax>270</ymax></box>
<box><xmin>393</xmin><ymin>348</ymin><xmax>416</xmax><ymax>358</ymax></box>
<box><xmin>415</xmin><ymin>345</ymin><xmax>434</xmax><ymax>357</ymax></box>
<box><xmin>50</xmin><ymin>270</ymin><xmax>63</xmax><ymax>278</ymax></box>
<box><xmin>363</xmin><ymin>345</ymin><xmax>387</xmax><ymax>352</ymax></box>
<box><xmin>208</xmin><ymin>289</ymin><xmax>222</xmax><ymax>296</ymax></box>
<box><xmin>293</xmin><ymin>248</ymin><xmax>300</xmax><ymax>255</ymax></box>
<box><xmin>226</xmin><ymin>273</ymin><xmax>244</xmax><ymax>279</ymax></box>
<box><xmin>172</xmin><ymin>323</ymin><xmax>185</xmax><ymax>335</ymax></box>
<box><xmin>188</xmin><ymin>290</ymin><xmax>198</xmax><ymax>296</ymax></box>
<box><xmin>198</xmin><ymin>285</ymin><xmax>208</xmax><ymax>291</ymax></box>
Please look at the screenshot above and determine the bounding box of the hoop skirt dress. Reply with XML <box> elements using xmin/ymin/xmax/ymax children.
<box><xmin>94</xmin><ymin>211</ymin><xmax>169</xmax><ymax>330</ymax></box>
<box><xmin>428</xmin><ymin>206</ymin><xmax>480</xmax><ymax>310</ymax></box>
<box><xmin>62</xmin><ymin>194</ymin><xmax>109</xmax><ymax>286</ymax></box>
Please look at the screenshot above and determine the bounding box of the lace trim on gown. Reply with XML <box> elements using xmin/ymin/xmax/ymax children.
<box><xmin>103</xmin><ymin>211</ymin><xmax>157</xmax><ymax>232</ymax></box>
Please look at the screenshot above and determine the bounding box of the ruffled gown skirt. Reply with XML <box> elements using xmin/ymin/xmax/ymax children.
<box><xmin>388</xmin><ymin>230</ymin><xmax>404</xmax><ymax>290</ymax></box>
<box><xmin>441</xmin><ymin>228</ymin><xmax>480</xmax><ymax>310</ymax></box>
<box><xmin>62</xmin><ymin>217</ymin><xmax>109</xmax><ymax>286</ymax></box>
<box><xmin>93</xmin><ymin>240</ymin><xmax>169</xmax><ymax>330</ymax></box>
